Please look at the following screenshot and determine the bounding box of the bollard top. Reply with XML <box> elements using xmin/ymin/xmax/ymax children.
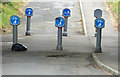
<box><xmin>62</xmin><ymin>8</ymin><xmax>71</xmax><ymax>17</ymax></box>
<box><xmin>95</xmin><ymin>18</ymin><xmax>105</xmax><ymax>29</ymax></box>
<box><xmin>55</xmin><ymin>17</ymin><xmax>65</xmax><ymax>27</ymax></box>
<box><xmin>25</xmin><ymin>8</ymin><xmax>33</xmax><ymax>16</ymax></box>
<box><xmin>10</xmin><ymin>15</ymin><xmax>20</xmax><ymax>26</ymax></box>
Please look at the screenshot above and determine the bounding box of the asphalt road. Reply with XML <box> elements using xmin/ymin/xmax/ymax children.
<box><xmin>2</xmin><ymin>0</ymin><xmax>111</xmax><ymax>75</ymax></box>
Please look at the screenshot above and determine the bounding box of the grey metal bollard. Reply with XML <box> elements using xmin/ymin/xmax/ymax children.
<box><xmin>63</xmin><ymin>17</ymin><xmax>68</xmax><ymax>36</ymax></box>
<box><xmin>26</xmin><ymin>16</ymin><xmax>31</xmax><ymax>35</ymax></box>
<box><xmin>13</xmin><ymin>25</ymin><xmax>18</xmax><ymax>44</ymax></box>
<box><xmin>62</xmin><ymin>8</ymin><xmax>70</xmax><ymax>36</ymax></box>
<box><xmin>25</xmin><ymin>8</ymin><xmax>33</xmax><ymax>36</ymax></box>
<box><xmin>56</xmin><ymin>27</ymin><xmax>63</xmax><ymax>50</ymax></box>
<box><xmin>55</xmin><ymin>17</ymin><xmax>65</xmax><ymax>50</ymax></box>
<box><xmin>10</xmin><ymin>15</ymin><xmax>27</xmax><ymax>51</ymax></box>
<box><xmin>94</xmin><ymin>9</ymin><xmax>105</xmax><ymax>53</ymax></box>
<box><xmin>94</xmin><ymin>18</ymin><xmax>105</xmax><ymax>53</ymax></box>
<box><xmin>95</xmin><ymin>29</ymin><xmax>102</xmax><ymax>53</ymax></box>
<box><xmin>10</xmin><ymin>15</ymin><xmax>20</xmax><ymax>44</ymax></box>
<box><xmin>95</xmin><ymin>28</ymin><xmax>98</xmax><ymax>37</ymax></box>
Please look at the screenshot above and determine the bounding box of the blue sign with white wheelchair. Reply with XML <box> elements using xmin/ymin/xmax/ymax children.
<box><xmin>62</xmin><ymin>8</ymin><xmax>70</xmax><ymax>17</ymax></box>
<box><xmin>10</xmin><ymin>15</ymin><xmax>20</xmax><ymax>26</ymax></box>
<box><xmin>95</xmin><ymin>18</ymin><xmax>105</xmax><ymax>29</ymax></box>
<box><xmin>55</xmin><ymin>17</ymin><xmax>64</xmax><ymax>27</ymax></box>
<box><xmin>25</xmin><ymin>8</ymin><xmax>33</xmax><ymax>16</ymax></box>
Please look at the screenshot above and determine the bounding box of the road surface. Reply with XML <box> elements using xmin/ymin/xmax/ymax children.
<box><xmin>2</xmin><ymin>0</ymin><xmax>111</xmax><ymax>75</ymax></box>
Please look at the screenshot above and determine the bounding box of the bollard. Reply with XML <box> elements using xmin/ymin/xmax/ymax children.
<box><xmin>95</xmin><ymin>29</ymin><xmax>102</xmax><ymax>52</ymax></box>
<box><xmin>62</xmin><ymin>8</ymin><xmax>70</xmax><ymax>36</ymax></box>
<box><xmin>26</xmin><ymin>16</ymin><xmax>31</xmax><ymax>35</ymax></box>
<box><xmin>13</xmin><ymin>25</ymin><xmax>18</xmax><ymax>44</ymax></box>
<box><xmin>10</xmin><ymin>15</ymin><xmax>27</xmax><ymax>51</ymax></box>
<box><xmin>10</xmin><ymin>15</ymin><xmax>20</xmax><ymax>45</ymax></box>
<box><xmin>55</xmin><ymin>17</ymin><xmax>65</xmax><ymax>50</ymax></box>
<box><xmin>63</xmin><ymin>17</ymin><xmax>68</xmax><ymax>36</ymax></box>
<box><xmin>25</xmin><ymin>8</ymin><xmax>33</xmax><ymax>36</ymax></box>
<box><xmin>94</xmin><ymin>28</ymin><xmax>98</xmax><ymax>37</ymax></box>
<box><xmin>57</xmin><ymin>27</ymin><xmax>63</xmax><ymax>50</ymax></box>
<box><xmin>94</xmin><ymin>18</ymin><xmax>105</xmax><ymax>53</ymax></box>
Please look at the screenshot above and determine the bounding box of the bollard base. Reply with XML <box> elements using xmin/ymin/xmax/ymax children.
<box><xmin>26</xmin><ymin>31</ymin><xmax>31</xmax><ymax>36</ymax></box>
<box><xmin>56</xmin><ymin>46</ymin><xmax>63</xmax><ymax>50</ymax></box>
<box><xmin>63</xmin><ymin>32</ymin><xmax>68</xmax><ymax>36</ymax></box>
<box><xmin>95</xmin><ymin>48</ymin><xmax>102</xmax><ymax>53</ymax></box>
<box><xmin>12</xmin><ymin>43</ymin><xmax>27</xmax><ymax>51</ymax></box>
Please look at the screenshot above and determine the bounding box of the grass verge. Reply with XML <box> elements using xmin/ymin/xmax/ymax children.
<box><xmin>106</xmin><ymin>0</ymin><xmax>120</xmax><ymax>31</ymax></box>
<box><xmin>0</xmin><ymin>2</ymin><xmax>24</xmax><ymax>33</ymax></box>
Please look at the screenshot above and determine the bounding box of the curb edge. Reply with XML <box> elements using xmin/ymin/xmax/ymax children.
<box><xmin>92</xmin><ymin>53</ymin><xmax>119</xmax><ymax>76</ymax></box>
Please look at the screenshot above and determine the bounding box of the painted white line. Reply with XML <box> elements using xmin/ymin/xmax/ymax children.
<box><xmin>79</xmin><ymin>0</ymin><xmax>88</xmax><ymax>36</ymax></box>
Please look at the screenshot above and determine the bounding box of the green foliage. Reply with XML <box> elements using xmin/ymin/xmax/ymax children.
<box><xmin>108</xmin><ymin>1</ymin><xmax>119</xmax><ymax>14</ymax></box>
<box><xmin>2</xmin><ymin>2</ymin><xmax>11</xmax><ymax>5</ymax></box>
<box><xmin>1</xmin><ymin>2</ymin><xmax>23</xmax><ymax>31</ymax></box>
<box><xmin>0</xmin><ymin>13</ymin><xmax>1</xmax><ymax>27</ymax></box>
<box><xmin>107</xmin><ymin>0</ymin><xmax>120</xmax><ymax>22</ymax></box>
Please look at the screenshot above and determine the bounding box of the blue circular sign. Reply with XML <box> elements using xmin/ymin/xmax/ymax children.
<box><xmin>55</xmin><ymin>17</ymin><xmax>64</xmax><ymax>27</ymax></box>
<box><xmin>62</xmin><ymin>8</ymin><xmax>70</xmax><ymax>17</ymax></box>
<box><xmin>95</xmin><ymin>18</ymin><xmax>105</xmax><ymax>28</ymax></box>
<box><xmin>25</xmin><ymin>8</ymin><xmax>33</xmax><ymax>16</ymax></box>
<box><xmin>10</xmin><ymin>15</ymin><xmax>20</xmax><ymax>26</ymax></box>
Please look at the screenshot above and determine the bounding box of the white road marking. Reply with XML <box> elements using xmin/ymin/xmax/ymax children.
<box><xmin>79</xmin><ymin>0</ymin><xmax>88</xmax><ymax>36</ymax></box>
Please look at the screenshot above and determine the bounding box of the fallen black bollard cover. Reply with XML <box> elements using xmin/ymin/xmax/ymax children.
<box><xmin>12</xmin><ymin>43</ymin><xmax>27</xmax><ymax>51</ymax></box>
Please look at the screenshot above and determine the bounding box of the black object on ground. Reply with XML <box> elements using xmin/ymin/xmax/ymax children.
<box><xmin>12</xmin><ymin>43</ymin><xmax>27</xmax><ymax>51</ymax></box>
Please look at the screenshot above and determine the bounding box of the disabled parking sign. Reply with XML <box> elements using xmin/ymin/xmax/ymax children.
<box><xmin>10</xmin><ymin>15</ymin><xmax>20</xmax><ymax>26</ymax></box>
<box><xmin>62</xmin><ymin>8</ymin><xmax>70</xmax><ymax>17</ymax></box>
<box><xmin>95</xmin><ymin>18</ymin><xmax>105</xmax><ymax>29</ymax></box>
<box><xmin>55</xmin><ymin>17</ymin><xmax>64</xmax><ymax>27</ymax></box>
<box><xmin>25</xmin><ymin>8</ymin><xmax>33</xmax><ymax>16</ymax></box>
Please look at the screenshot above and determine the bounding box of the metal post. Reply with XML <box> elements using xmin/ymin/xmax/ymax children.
<box><xmin>26</xmin><ymin>16</ymin><xmax>31</xmax><ymax>35</ymax></box>
<box><xmin>95</xmin><ymin>17</ymin><xmax>98</xmax><ymax>37</ymax></box>
<box><xmin>95</xmin><ymin>28</ymin><xmax>98</xmax><ymax>37</ymax></box>
<box><xmin>63</xmin><ymin>17</ymin><xmax>68</xmax><ymax>36</ymax></box>
<box><xmin>95</xmin><ymin>28</ymin><xmax>102</xmax><ymax>53</ymax></box>
<box><xmin>13</xmin><ymin>25</ymin><xmax>18</xmax><ymax>44</ymax></box>
<box><xmin>56</xmin><ymin>27</ymin><xmax>63</xmax><ymax>50</ymax></box>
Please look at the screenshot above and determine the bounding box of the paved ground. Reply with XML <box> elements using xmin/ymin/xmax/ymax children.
<box><xmin>2</xmin><ymin>0</ymin><xmax>112</xmax><ymax>75</ymax></box>
<box><xmin>81</xmin><ymin>0</ymin><xmax>118</xmax><ymax>72</ymax></box>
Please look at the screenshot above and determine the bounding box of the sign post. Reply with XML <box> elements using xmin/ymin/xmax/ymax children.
<box><xmin>25</xmin><ymin>8</ymin><xmax>33</xmax><ymax>36</ymax></box>
<box><xmin>62</xmin><ymin>8</ymin><xmax>70</xmax><ymax>36</ymax></box>
<box><xmin>95</xmin><ymin>18</ymin><xmax>105</xmax><ymax>53</ymax></box>
<box><xmin>10</xmin><ymin>15</ymin><xmax>20</xmax><ymax>45</ymax></box>
<box><xmin>55</xmin><ymin>17</ymin><xmax>65</xmax><ymax>50</ymax></box>
<box><xmin>10</xmin><ymin>15</ymin><xmax>27</xmax><ymax>51</ymax></box>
